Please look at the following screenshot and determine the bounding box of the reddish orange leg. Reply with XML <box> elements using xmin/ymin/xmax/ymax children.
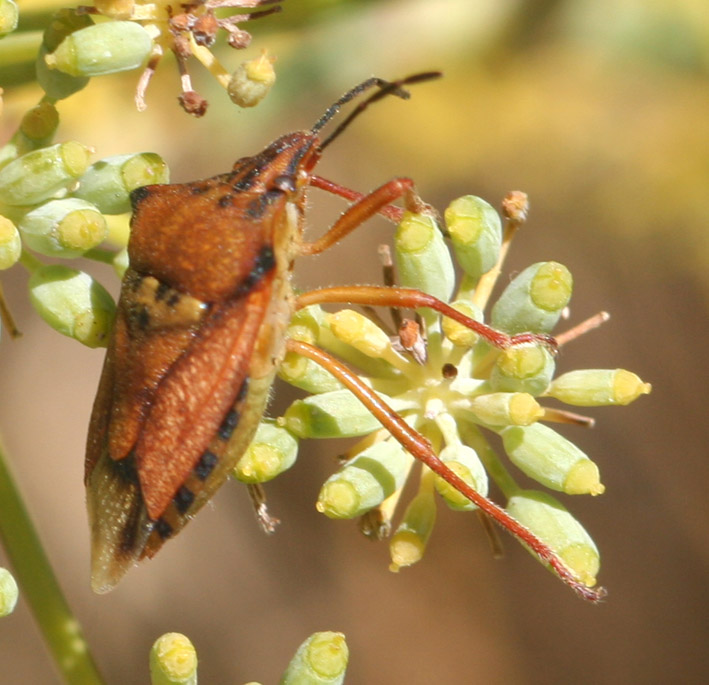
<box><xmin>310</xmin><ymin>175</ymin><xmax>405</xmax><ymax>224</ymax></box>
<box><xmin>287</xmin><ymin>339</ymin><xmax>604</xmax><ymax>602</ymax></box>
<box><xmin>299</xmin><ymin>179</ymin><xmax>554</xmax><ymax>350</ymax></box>
<box><xmin>297</xmin><ymin>285</ymin><xmax>556</xmax><ymax>351</ymax></box>
<box><xmin>300</xmin><ymin>177</ymin><xmax>429</xmax><ymax>256</ymax></box>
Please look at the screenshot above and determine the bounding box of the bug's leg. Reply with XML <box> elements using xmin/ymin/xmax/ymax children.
<box><xmin>299</xmin><ymin>178</ymin><xmax>428</xmax><ymax>256</ymax></box>
<box><xmin>309</xmin><ymin>175</ymin><xmax>405</xmax><ymax>224</ymax></box>
<box><xmin>296</xmin><ymin>285</ymin><xmax>556</xmax><ymax>351</ymax></box>
<box><xmin>286</xmin><ymin>338</ymin><xmax>604</xmax><ymax>602</ymax></box>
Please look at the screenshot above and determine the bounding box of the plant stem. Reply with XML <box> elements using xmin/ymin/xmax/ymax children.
<box><xmin>0</xmin><ymin>434</ymin><xmax>105</xmax><ymax>684</ymax></box>
<box><xmin>0</xmin><ymin>31</ymin><xmax>43</xmax><ymax>67</ymax></box>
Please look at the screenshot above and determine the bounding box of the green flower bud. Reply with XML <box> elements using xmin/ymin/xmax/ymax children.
<box><xmin>0</xmin><ymin>568</ymin><xmax>18</xmax><ymax>617</ymax></box>
<box><xmin>0</xmin><ymin>142</ymin><xmax>92</xmax><ymax>206</ymax></box>
<box><xmin>234</xmin><ymin>421</ymin><xmax>298</xmax><ymax>483</ymax></box>
<box><xmin>20</xmin><ymin>101</ymin><xmax>59</xmax><ymax>147</ymax></box>
<box><xmin>318</xmin><ymin>326</ymin><xmax>401</xmax><ymax>382</ymax></box>
<box><xmin>36</xmin><ymin>10</ymin><xmax>94</xmax><ymax>99</ymax></box>
<box><xmin>547</xmin><ymin>369</ymin><xmax>651</xmax><ymax>406</ymax></box>
<box><xmin>281</xmin><ymin>308</ymin><xmax>347</xmax><ymax>392</ymax></box>
<box><xmin>45</xmin><ymin>21</ymin><xmax>153</xmax><ymax>77</ymax></box>
<box><xmin>74</xmin><ymin>153</ymin><xmax>169</xmax><ymax>214</ymax></box>
<box><xmin>149</xmin><ymin>632</ymin><xmax>197</xmax><ymax>685</ymax></box>
<box><xmin>389</xmin><ymin>485</ymin><xmax>437</xmax><ymax>571</ymax></box>
<box><xmin>0</xmin><ymin>216</ymin><xmax>21</xmax><ymax>269</ymax></box>
<box><xmin>36</xmin><ymin>45</ymin><xmax>90</xmax><ymax>100</ymax></box>
<box><xmin>19</xmin><ymin>198</ymin><xmax>107</xmax><ymax>257</ymax></box>
<box><xmin>280</xmin><ymin>631</ymin><xmax>349</xmax><ymax>685</ymax></box>
<box><xmin>228</xmin><ymin>52</ymin><xmax>276</xmax><ymax>108</ymax></box>
<box><xmin>288</xmin><ymin>304</ymin><xmax>327</xmax><ymax>340</ymax></box>
<box><xmin>444</xmin><ymin>195</ymin><xmax>502</xmax><ymax>279</ymax></box>
<box><xmin>283</xmin><ymin>389</ymin><xmax>407</xmax><ymax>439</ymax></box>
<box><xmin>491</xmin><ymin>261</ymin><xmax>572</xmax><ymax>334</ymax></box>
<box><xmin>317</xmin><ymin>440</ymin><xmax>411</xmax><ymax>518</ymax></box>
<box><xmin>281</xmin><ymin>311</ymin><xmax>325</xmax><ymax>392</ymax></box>
<box><xmin>489</xmin><ymin>344</ymin><xmax>555</xmax><ymax>395</ymax></box>
<box><xmin>28</xmin><ymin>265</ymin><xmax>116</xmax><ymax>347</ymax></box>
<box><xmin>327</xmin><ymin>309</ymin><xmax>392</xmax><ymax>359</ymax></box>
<box><xmin>0</xmin><ymin>0</ymin><xmax>18</xmax><ymax>37</ymax></box>
<box><xmin>506</xmin><ymin>490</ymin><xmax>600</xmax><ymax>587</ymax></box>
<box><xmin>395</xmin><ymin>211</ymin><xmax>454</xmax><ymax>302</ymax></box>
<box><xmin>278</xmin><ymin>351</ymin><xmax>342</xmax><ymax>394</ymax></box>
<box><xmin>433</xmin><ymin>444</ymin><xmax>488</xmax><ymax>511</ymax></box>
<box><xmin>441</xmin><ymin>299</ymin><xmax>483</xmax><ymax>347</ymax></box>
<box><xmin>468</xmin><ymin>392</ymin><xmax>543</xmax><ymax>427</ymax></box>
<box><xmin>501</xmin><ymin>423</ymin><xmax>605</xmax><ymax>495</ymax></box>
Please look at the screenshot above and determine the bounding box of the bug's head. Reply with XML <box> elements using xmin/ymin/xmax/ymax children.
<box><xmin>228</xmin><ymin>129</ymin><xmax>321</xmax><ymax>200</ymax></box>
<box><xmin>227</xmin><ymin>73</ymin><xmax>441</xmax><ymax>201</ymax></box>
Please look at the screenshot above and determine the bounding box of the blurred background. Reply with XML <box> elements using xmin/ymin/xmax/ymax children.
<box><xmin>1</xmin><ymin>0</ymin><xmax>708</xmax><ymax>682</ymax></box>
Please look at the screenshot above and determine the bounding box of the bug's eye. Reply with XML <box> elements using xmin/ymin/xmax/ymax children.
<box><xmin>272</xmin><ymin>175</ymin><xmax>297</xmax><ymax>193</ymax></box>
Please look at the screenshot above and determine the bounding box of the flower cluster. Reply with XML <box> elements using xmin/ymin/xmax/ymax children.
<box><xmin>36</xmin><ymin>1</ymin><xmax>279</xmax><ymax>115</ymax></box>
<box><xmin>0</xmin><ymin>98</ymin><xmax>168</xmax><ymax>345</ymax></box>
<box><xmin>150</xmin><ymin>630</ymin><xmax>348</xmax><ymax>684</ymax></box>
<box><xmin>234</xmin><ymin>192</ymin><xmax>651</xmax><ymax>597</ymax></box>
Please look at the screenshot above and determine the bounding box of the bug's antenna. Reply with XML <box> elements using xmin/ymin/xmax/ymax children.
<box><xmin>313</xmin><ymin>71</ymin><xmax>442</xmax><ymax>152</ymax></box>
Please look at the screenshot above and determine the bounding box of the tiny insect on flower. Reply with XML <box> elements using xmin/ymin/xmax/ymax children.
<box><xmin>85</xmin><ymin>73</ymin><xmax>605</xmax><ymax>600</ymax></box>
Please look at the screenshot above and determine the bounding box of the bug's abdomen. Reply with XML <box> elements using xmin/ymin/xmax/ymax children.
<box><xmin>86</xmin><ymin>263</ymin><xmax>284</xmax><ymax>592</ymax></box>
<box><xmin>139</xmin><ymin>264</ymin><xmax>295</xmax><ymax>558</ymax></box>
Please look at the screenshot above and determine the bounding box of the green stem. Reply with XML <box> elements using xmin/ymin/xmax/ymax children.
<box><xmin>455</xmin><ymin>273</ymin><xmax>478</xmax><ymax>301</ymax></box>
<box><xmin>0</xmin><ymin>30</ymin><xmax>43</xmax><ymax>66</ymax></box>
<box><xmin>0</xmin><ymin>434</ymin><xmax>105</xmax><ymax>684</ymax></box>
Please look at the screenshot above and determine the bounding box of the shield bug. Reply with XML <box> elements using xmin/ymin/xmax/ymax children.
<box><xmin>85</xmin><ymin>73</ymin><xmax>601</xmax><ymax>601</ymax></box>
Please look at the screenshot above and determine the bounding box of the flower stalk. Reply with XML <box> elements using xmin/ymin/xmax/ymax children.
<box><xmin>0</xmin><ymin>436</ymin><xmax>104</xmax><ymax>683</ymax></box>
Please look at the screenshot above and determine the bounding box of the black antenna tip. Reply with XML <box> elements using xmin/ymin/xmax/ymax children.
<box><xmin>405</xmin><ymin>70</ymin><xmax>444</xmax><ymax>85</ymax></box>
<box><xmin>314</xmin><ymin>71</ymin><xmax>443</xmax><ymax>151</ymax></box>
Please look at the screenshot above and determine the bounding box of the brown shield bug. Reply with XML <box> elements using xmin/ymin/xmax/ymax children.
<box><xmin>85</xmin><ymin>73</ymin><xmax>601</xmax><ymax>601</ymax></box>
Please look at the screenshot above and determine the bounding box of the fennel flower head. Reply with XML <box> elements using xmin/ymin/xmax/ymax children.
<box><xmin>235</xmin><ymin>190</ymin><xmax>651</xmax><ymax>602</ymax></box>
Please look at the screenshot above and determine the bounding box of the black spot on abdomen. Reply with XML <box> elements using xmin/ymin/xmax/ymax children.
<box><xmin>218</xmin><ymin>407</ymin><xmax>240</xmax><ymax>441</ymax></box>
<box><xmin>154</xmin><ymin>517</ymin><xmax>173</xmax><ymax>540</ymax></box>
<box><xmin>173</xmin><ymin>484</ymin><xmax>195</xmax><ymax>514</ymax></box>
<box><xmin>194</xmin><ymin>450</ymin><xmax>219</xmax><ymax>481</ymax></box>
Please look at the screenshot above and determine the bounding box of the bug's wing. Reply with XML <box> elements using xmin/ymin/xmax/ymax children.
<box><xmin>86</xmin><ymin>272</ymin><xmax>273</xmax><ymax>593</ymax></box>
